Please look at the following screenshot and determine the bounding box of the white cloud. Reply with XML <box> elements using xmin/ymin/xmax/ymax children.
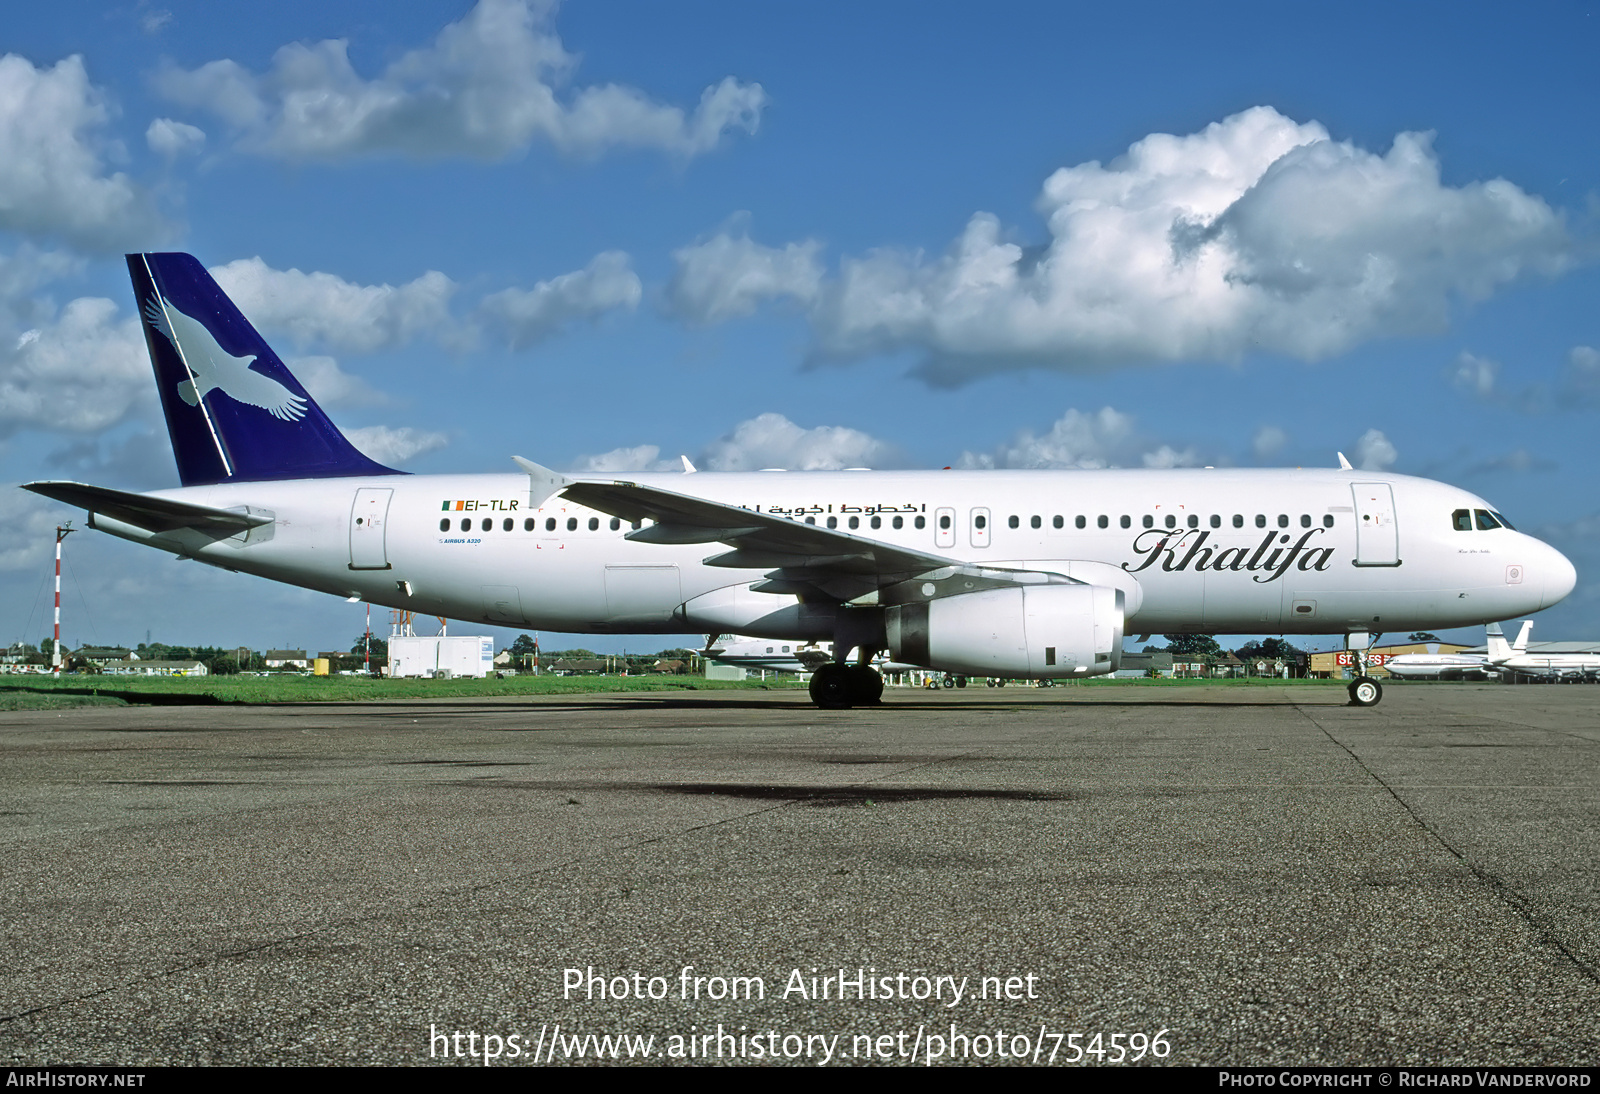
<box><xmin>958</xmin><ymin>407</ymin><xmax>1164</xmax><ymax>469</ymax></box>
<box><xmin>345</xmin><ymin>426</ymin><xmax>448</xmax><ymax>465</ymax></box>
<box><xmin>0</xmin><ymin>485</ymin><xmax>66</xmax><ymax>571</ymax></box>
<box><xmin>571</xmin><ymin>444</ymin><xmax>672</xmax><ymax>474</ymax></box>
<box><xmin>476</xmin><ymin>251</ymin><xmax>641</xmax><ymax>349</ymax></box>
<box><xmin>289</xmin><ymin>356</ymin><xmax>388</xmax><ymax>409</ymax></box>
<box><xmin>778</xmin><ymin>107</ymin><xmax>1569</xmax><ymax>384</ymax></box>
<box><xmin>700</xmin><ymin>413</ymin><xmax>898</xmax><ymax>471</ymax></box>
<box><xmin>666</xmin><ymin>229</ymin><xmax>824</xmax><ymax>324</ymax></box>
<box><xmin>1561</xmin><ymin>345</ymin><xmax>1600</xmax><ymax>404</ymax></box>
<box><xmin>145</xmin><ymin>117</ymin><xmax>205</xmax><ymax>157</ymax></box>
<box><xmin>153</xmin><ymin>0</ymin><xmax>765</xmax><ymax>163</ymax></box>
<box><xmin>1450</xmin><ymin>351</ymin><xmax>1499</xmax><ymax>398</ymax></box>
<box><xmin>210</xmin><ymin>257</ymin><xmax>459</xmax><ymax>354</ymax></box>
<box><xmin>1252</xmin><ymin>425</ymin><xmax>1287</xmax><ymax>461</ymax></box>
<box><xmin>1353</xmin><ymin>428</ymin><xmax>1397</xmax><ymax>471</ymax></box>
<box><xmin>0</xmin><ymin>296</ymin><xmax>149</xmax><ymax>437</ymax></box>
<box><xmin>0</xmin><ymin>54</ymin><xmax>168</xmax><ymax>250</ymax></box>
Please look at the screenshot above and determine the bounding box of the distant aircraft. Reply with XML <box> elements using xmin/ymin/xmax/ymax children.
<box><xmin>704</xmin><ymin>635</ymin><xmax>831</xmax><ymax>674</ymax></box>
<box><xmin>1487</xmin><ymin>621</ymin><xmax>1600</xmax><ymax>681</ymax></box>
<box><xmin>1383</xmin><ymin>622</ymin><xmax>1527</xmax><ymax>680</ymax></box>
<box><xmin>21</xmin><ymin>252</ymin><xmax>1578</xmax><ymax>709</ymax></box>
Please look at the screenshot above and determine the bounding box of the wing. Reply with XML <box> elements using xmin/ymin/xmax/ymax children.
<box><xmin>515</xmin><ymin>457</ymin><xmax>1077</xmax><ymax>605</ymax></box>
<box><xmin>217</xmin><ymin>366</ymin><xmax>309</xmax><ymax>421</ymax></box>
<box><xmin>142</xmin><ymin>295</ymin><xmax>176</xmax><ymax>346</ymax></box>
<box><xmin>22</xmin><ymin>481</ymin><xmax>273</xmax><ymax>536</ymax></box>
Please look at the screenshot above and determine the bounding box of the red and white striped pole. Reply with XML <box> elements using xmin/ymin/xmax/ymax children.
<box><xmin>53</xmin><ymin>523</ymin><xmax>75</xmax><ymax>677</ymax></box>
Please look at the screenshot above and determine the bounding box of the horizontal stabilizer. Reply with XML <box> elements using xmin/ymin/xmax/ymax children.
<box><xmin>22</xmin><ymin>481</ymin><xmax>273</xmax><ymax>535</ymax></box>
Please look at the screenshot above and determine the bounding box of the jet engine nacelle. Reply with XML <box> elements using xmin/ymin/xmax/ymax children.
<box><xmin>886</xmin><ymin>584</ymin><xmax>1124</xmax><ymax>679</ymax></box>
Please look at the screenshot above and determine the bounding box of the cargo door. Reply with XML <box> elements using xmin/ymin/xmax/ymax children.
<box><xmin>349</xmin><ymin>488</ymin><xmax>393</xmax><ymax>570</ymax></box>
<box><xmin>1352</xmin><ymin>483</ymin><xmax>1400</xmax><ymax>566</ymax></box>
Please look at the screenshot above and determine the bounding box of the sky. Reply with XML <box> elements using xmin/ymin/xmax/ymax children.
<box><xmin>2</xmin><ymin>0</ymin><xmax>1598</xmax><ymax>656</ymax></box>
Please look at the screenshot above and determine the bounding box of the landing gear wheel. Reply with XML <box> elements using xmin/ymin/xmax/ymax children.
<box><xmin>955</xmin><ymin>676</ymin><xmax>968</xmax><ymax>689</ymax></box>
<box><xmin>846</xmin><ymin>664</ymin><xmax>884</xmax><ymax>704</ymax></box>
<box><xmin>942</xmin><ymin>675</ymin><xmax>955</xmax><ymax>689</ymax></box>
<box><xmin>809</xmin><ymin>663</ymin><xmax>855</xmax><ymax>709</ymax></box>
<box><xmin>1348</xmin><ymin>676</ymin><xmax>1383</xmax><ymax>707</ymax></box>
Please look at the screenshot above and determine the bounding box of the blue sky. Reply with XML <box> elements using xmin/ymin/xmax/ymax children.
<box><xmin>3</xmin><ymin>0</ymin><xmax>1598</xmax><ymax>655</ymax></box>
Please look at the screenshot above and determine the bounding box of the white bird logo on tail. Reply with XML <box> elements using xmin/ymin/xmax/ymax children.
<box><xmin>143</xmin><ymin>294</ymin><xmax>308</xmax><ymax>421</ymax></box>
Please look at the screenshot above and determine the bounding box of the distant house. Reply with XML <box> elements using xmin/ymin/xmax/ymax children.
<box><xmin>552</xmin><ymin>658</ymin><xmax>606</xmax><ymax>675</ymax></box>
<box><xmin>650</xmin><ymin>659</ymin><xmax>685</xmax><ymax>674</ymax></box>
<box><xmin>101</xmin><ymin>660</ymin><xmax>208</xmax><ymax>677</ymax></box>
<box><xmin>264</xmin><ymin>650</ymin><xmax>309</xmax><ymax>669</ymax></box>
<box><xmin>75</xmin><ymin>647</ymin><xmax>132</xmax><ymax>665</ymax></box>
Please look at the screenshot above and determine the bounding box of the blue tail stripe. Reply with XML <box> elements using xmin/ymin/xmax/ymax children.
<box><xmin>128</xmin><ymin>252</ymin><xmax>403</xmax><ymax>485</ymax></box>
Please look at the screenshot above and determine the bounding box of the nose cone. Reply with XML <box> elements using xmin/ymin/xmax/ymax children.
<box><xmin>1541</xmin><ymin>542</ymin><xmax>1578</xmax><ymax>610</ymax></box>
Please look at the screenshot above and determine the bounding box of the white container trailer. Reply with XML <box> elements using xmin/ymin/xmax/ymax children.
<box><xmin>388</xmin><ymin>636</ymin><xmax>495</xmax><ymax>679</ymax></box>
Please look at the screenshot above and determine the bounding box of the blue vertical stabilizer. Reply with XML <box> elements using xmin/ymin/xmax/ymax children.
<box><xmin>128</xmin><ymin>253</ymin><xmax>402</xmax><ymax>485</ymax></box>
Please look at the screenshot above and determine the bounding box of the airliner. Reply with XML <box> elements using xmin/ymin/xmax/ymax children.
<box><xmin>20</xmin><ymin>253</ymin><xmax>1579</xmax><ymax>709</ymax></box>
<box><xmin>1487</xmin><ymin>621</ymin><xmax>1600</xmax><ymax>682</ymax></box>
<box><xmin>1382</xmin><ymin>622</ymin><xmax>1524</xmax><ymax>680</ymax></box>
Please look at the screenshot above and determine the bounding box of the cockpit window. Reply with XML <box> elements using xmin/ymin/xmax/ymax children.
<box><xmin>1492</xmin><ymin>510</ymin><xmax>1515</xmax><ymax>530</ymax></box>
<box><xmin>1452</xmin><ymin>509</ymin><xmax>1472</xmax><ymax>532</ymax></box>
<box><xmin>1474</xmin><ymin>509</ymin><xmax>1503</xmax><ymax>531</ymax></box>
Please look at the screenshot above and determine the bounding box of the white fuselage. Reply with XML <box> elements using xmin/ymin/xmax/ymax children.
<box><xmin>89</xmin><ymin>467</ymin><xmax>1575</xmax><ymax>640</ymax></box>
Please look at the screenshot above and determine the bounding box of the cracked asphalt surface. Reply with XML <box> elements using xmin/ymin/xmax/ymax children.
<box><xmin>1</xmin><ymin>683</ymin><xmax>1595</xmax><ymax>1066</ymax></box>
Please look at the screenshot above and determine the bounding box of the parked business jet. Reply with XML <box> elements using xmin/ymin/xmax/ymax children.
<box><xmin>21</xmin><ymin>254</ymin><xmax>1578</xmax><ymax>708</ymax></box>
<box><xmin>705</xmin><ymin>635</ymin><xmax>832</xmax><ymax>674</ymax></box>
<box><xmin>1487</xmin><ymin>621</ymin><xmax>1600</xmax><ymax>681</ymax></box>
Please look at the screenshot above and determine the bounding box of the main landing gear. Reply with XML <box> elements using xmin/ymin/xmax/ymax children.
<box><xmin>809</xmin><ymin>662</ymin><xmax>884</xmax><ymax>709</ymax></box>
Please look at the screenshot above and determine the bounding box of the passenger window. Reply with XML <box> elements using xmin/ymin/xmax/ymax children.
<box><xmin>1142</xmin><ymin>515</ymin><xmax>1153</xmax><ymax>529</ymax></box>
<box><xmin>1301</xmin><ymin>514</ymin><xmax>1311</xmax><ymax>528</ymax></box>
<box><xmin>1323</xmin><ymin>515</ymin><xmax>1334</xmax><ymax>528</ymax></box>
<box><xmin>460</xmin><ymin>518</ymin><xmax>471</xmax><ymax>532</ymax></box>
<box><xmin>976</xmin><ymin>515</ymin><xmax>989</xmax><ymax>530</ymax></box>
<box><xmin>1006</xmin><ymin>515</ymin><xmax>1017</xmax><ymax>529</ymax></box>
<box><xmin>1475</xmin><ymin>510</ymin><xmax>1502</xmax><ymax>530</ymax></box>
<box><xmin>827</xmin><ymin>516</ymin><xmax>838</xmax><ymax>529</ymax></box>
<box><xmin>870</xmin><ymin>516</ymin><xmax>881</xmax><ymax>530</ymax></box>
<box><xmin>631</xmin><ymin>520</ymin><xmax>641</xmax><ymax>530</ymax></box>
<box><xmin>566</xmin><ymin>518</ymin><xmax>577</xmax><ymax>531</ymax></box>
<box><xmin>503</xmin><ymin>518</ymin><xmax>513</xmax><ymax>532</ymax></box>
<box><xmin>1097</xmin><ymin>515</ymin><xmax>1108</xmax><ymax>529</ymax></box>
<box><xmin>482</xmin><ymin>518</ymin><xmax>492</xmax><ymax>532</ymax></box>
<box><xmin>893</xmin><ymin>516</ymin><xmax>904</xmax><ymax>530</ymax></box>
<box><xmin>914</xmin><ymin>516</ymin><xmax>925</xmax><ymax>530</ymax></box>
<box><xmin>525</xmin><ymin>518</ymin><xmax>535</xmax><ymax>531</ymax></box>
<box><xmin>1120</xmin><ymin>515</ymin><xmax>1131</xmax><ymax>529</ymax></box>
<box><xmin>805</xmin><ymin>516</ymin><xmax>816</xmax><ymax>525</ymax></box>
<box><xmin>1188</xmin><ymin>515</ymin><xmax>1198</xmax><ymax>529</ymax></box>
<box><xmin>1256</xmin><ymin>515</ymin><xmax>1266</xmax><ymax>528</ymax></box>
<box><xmin>588</xmin><ymin>517</ymin><xmax>599</xmax><ymax>531</ymax></box>
<box><xmin>439</xmin><ymin>518</ymin><xmax>450</xmax><ymax>532</ymax></box>
<box><xmin>1233</xmin><ymin>514</ymin><xmax>1244</xmax><ymax>528</ymax></box>
<box><xmin>848</xmin><ymin>516</ymin><xmax>859</xmax><ymax>530</ymax></box>
<box><xmin>610</xmin><ymin>518</ymin><xmax>620</xmax><ymax>531</ymax></box>
<box><xmin>938</xmin><ymin>515</ymin><xmax>951</xmax><ymax>530</ymax></box>
<box><xmin>1074</xmin><ymin>515</ymin><xmax>1085</xmax><ymax>529</ymax></box>
<box><xmin>1452</xmin><ymin>509</ymin><xmax>1472</xmax><ymax>532</ymax></box>
<box><xmin>1165</xmin><ymin>514</ymin><xmax>1176</xmax><ymax>529</ymax></box>
<box><xmin>1031</xmin><ymin>515</ymin><xmax>1041</xmax><ymax>529</ymax></box>
<box><xmin>546</xmin><ymin>518</ymin><xmax>557</xmax><ymax>532</ymax></box>
<box><xmin>1209</xmin><ymin>514</ymin><xmax>1220</xmax><ymax>529</ymax></box>
<box><xmin>1277</xmin><ymin>514</ymin><xmax>1289</xmax><ymax>528</ymax></box>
